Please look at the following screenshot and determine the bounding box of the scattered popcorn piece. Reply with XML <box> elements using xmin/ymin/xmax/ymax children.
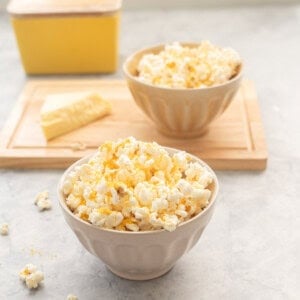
<box><xmin>67</xmin><ymin>294</ymin><xmax>78</xmax><ymax>300</ymax></box>
<box><xmin>0</xmin><ymin>223</ymin><xmax>9</xmax><ymax>236</ymax></box>
<box><xmin>137</xmin><ymin>41</ymin><xmax>241</xmax><ymax>88</ymax></box>
<box><xmin>63</xmin><ymin>137</ymin><xmax>214</xmax><ymax>232</ymax></box>
<box><xmin>19</xmin><ymin>264</ymin><xmax>44</xmax><ymax>289</ymax></box>
<box><xmin>35</xmin><ymin>190</ymin><xmax>52</xmax><ymax>211</ymax></box>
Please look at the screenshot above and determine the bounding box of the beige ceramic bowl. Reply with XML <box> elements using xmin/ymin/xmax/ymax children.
<box><xmin>58</xmin><ymin>147</ymin><xmax>219</xmax><ymax>280</ymax></box>
<box><xmin>123</xmin><ymin>43</ymin><xmax>243</xmax><ymax>138</ymax></box>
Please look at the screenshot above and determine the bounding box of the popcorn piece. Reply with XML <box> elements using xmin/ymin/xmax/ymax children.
<box><xmin>175</xmin><ymin>204</ymin><xmax>188</xmax><ymax>218</ymax></box>
<box><xmin>105</xmin><ymin>212</ymin><xmax>124</xmax><ymax>228</ymax></box>
<box><xmin>77</xmin><ymin>205</ymin><xmax>91</xmax><ymax>220</ymax></box>
<box><xmin>63</xmin><ymin>137</ymin><xmax>214</xmax><ymax>232</ymax></box>
<box><xmin>167</xmin><ymin>188</ymin><xmax>183</xmax><ymax>203</ymax></box>
<box><xmin>125</xmin><ymin>223</ymin><xmax>139</xmax><ymax>232</ymax></box>
<box><xmin>149</xmin><ymin>212</ymin><xmax>164</xmax><ymax>229</ymax></box>
<box><xmin>63</xmin><ymin>179</ymin><xmax>73</xmax><ymax>195</ymax></box>
<box><xmin>185</xmin><ymin>162</ymin><xmax>204</xmax><ymax>180</ymax></box>
<box><xmin>134</xmin><ymin>182</ymin><xmax>154</xmax><ymax>205</ymax></box>
<box><xmin>137</xmin><ymin>41</ymin><xmax>241</xmax><ymax>89</ymax></box>
<box><xmin>67</xmin><ymin>294</ymin><xmax>78</xmax><ymax>300</ymax></box>
<box><xmin>133</xmin><ymin>207</ymin><xmax>150</xmax><ymax>221</ymax></box>
<box><xmin>0</xmin><ymin>223</ymin><xmax>9</xmax><ymax>236</ymax></box>
<box><xmin>151</xmin><ymin>198</ymin><xmax>168</xmax><ymax>212</ymax></box>
<box><xmin>88</xmin><ymin>209</ymin><xmax>106</xmax><ymax>227</ymax></box>
<box><xmin>34</xmin><ymin>190</ymin><xmax>52</xmax><ymax>211</ymax></box>
<box><xmin>163</xmin><ymin>215</ymin><xmax>179</xmax><ymax>232</ymax></box>
<box><xmin>66</xmin><ymin>194</ymin><xmax>81</xmax><ymax>211</ymax></box>
<box><xmin>191</xmin><ymin>189</ymin><xmax>212</xmax><ymax>208</ymax></box>
<box><xmin>110</xmin><ymin>187</ymin><xmax>120</xmax><ymax>205</ymax></box>
<box><xmin>19</xmin><ymin>264</ymin><xmax>44</xmax><ymax>289</ymax></box>
<box><xmin>117</xmin><ymin>154</ymin><xmax>132</xmax><ymax>167</ymax></box>
<box><xmin>173</xmin><ymin>151</ymin><xmax>189</xmax><ymax>170</ymax></box>
<box><xmin>176</xmin><ymin>179</ymin><xmax>193</xmax><ymax>196</ymax></box>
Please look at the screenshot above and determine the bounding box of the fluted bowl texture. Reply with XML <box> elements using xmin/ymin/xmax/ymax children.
<box><xmin>123</xmin><ymin>43</ymin><xmax>243</xmax><ymax>138</ymax></box>
<box><xmin>58</xmin><ymin>147</ymin><xmax>219</xmax><ymax>280</ymax></box>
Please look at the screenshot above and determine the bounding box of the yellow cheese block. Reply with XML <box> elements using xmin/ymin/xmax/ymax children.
<box><xmin>40</xmin><ymin>92</ymin><xmax>112</xmax><ymax>140</ymax></box>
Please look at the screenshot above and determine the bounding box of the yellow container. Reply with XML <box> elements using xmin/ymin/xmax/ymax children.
<box><xmin>7</xmin><ymin>0</ymin><xmax>122</xmax><ymax>74</ymax></box>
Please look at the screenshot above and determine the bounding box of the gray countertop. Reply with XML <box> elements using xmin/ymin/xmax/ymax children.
<box><xmin>1</xmin><ymin>4</ymin><xmax>300</xmax><ymax>300</ymax></box>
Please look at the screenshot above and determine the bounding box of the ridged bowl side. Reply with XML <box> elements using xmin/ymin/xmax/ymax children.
<box><xmin>123</xmin><ymin>43</ymin><xmax>243</xmax><ymax>138</ymax></box>
<box><xmin>58</xmin><ymin>148</ymin><xmax>219</xmax><ymax>280</ymax></box>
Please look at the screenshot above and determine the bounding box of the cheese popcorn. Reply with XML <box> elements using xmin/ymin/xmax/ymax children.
<box><xmin>19</xmin><ymin>264</ymin><xmax>44</xmax><ymax>289</ymax></box>
<box><xmin>34</xmin><ymin>190</ymin><xmax>52</xmax><ymax>211</ymax></box>
<box><xmin>137</xmin><ymin>41</ymin><xmax>241</xmax><ymax>88</ymax></box>
<box><xmin>63</xmin><ymin>137</ymin><xmax>214</xmax><ymax>232</ymax></box>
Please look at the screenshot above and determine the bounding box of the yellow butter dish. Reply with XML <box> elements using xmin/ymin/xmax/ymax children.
<box><xmin>7</xmin><ymin>0</ymin><xmax>122</xmax><ymax>74</ymax></box>
<box><xmin>40</xmin><ymin>92</ymin><xmax>112</xmax><ymax>140</ymax></box>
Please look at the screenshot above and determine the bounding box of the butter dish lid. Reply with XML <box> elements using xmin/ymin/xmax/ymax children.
<box><xmin>7</xmin><ymin>0</ymin><xmax>122</xmax><ymax>16</ymax></box>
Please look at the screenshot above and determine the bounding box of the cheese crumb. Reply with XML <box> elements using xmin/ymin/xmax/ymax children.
<box><xmin>137</xmin><ymin>41</ymin><xmax>241</xmax><ymax>88</ymax></box>
<box><xmin>63</xmin><ymin>137</ymin><xmax>214</xmax><ymax>232</ymax></box>
<box><xmin>70</xmin><ymin>142</ymin><xmax>87</xmax><ymax>151</ymax></box>
<box><xmin>0</xmin><ymin>223</ymin><xmax>9</xmax><ymax>235</ymax></box>
<box><xmin>67</xmin><ymin>294</ymin><xmax>78</xmax><ymax>300</ymax></box>
<box><xmin>35</xmin><ymin>190</ymin><xmax>52</xmax><ymax>211</ymax></box>
<box><xmin>19</xmin><ymin>264</ymin><xmax>44</xmax><ymax>289</ymax></box>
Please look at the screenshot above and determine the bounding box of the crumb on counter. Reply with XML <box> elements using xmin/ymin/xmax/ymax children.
<box><xmin>137</xmin><ymin>41</ymin><xmax>241</xmax><ymax>88</ymax></box>
<box><xmin>0</xmin><ymin>223</ymin><xmax>9</xmax><ymax>236</ymax></box>
<box><xmin>35</xmin><ymin>190</ymin><xmax>52</xmax><ymax>211</ymax></box>
<box><xmin>63</xmin><ymin>137</ymin><xmax>214</xmax><ymax>232</ymax></box>
<box><xmin>29</xmin><ymin>248</ymin><xmax>42</xmax><ymax>257</ymax></box>
<box><xmin>19</xmin><ymin>264</ymin><xmax>44</xmax><ymax>289</ymax></box>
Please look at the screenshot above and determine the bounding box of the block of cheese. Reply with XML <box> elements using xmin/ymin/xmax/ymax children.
<box><xmin>40</xmin><ymin>92</ymin><xmax>111</xmax><ymax>140</ymax></box>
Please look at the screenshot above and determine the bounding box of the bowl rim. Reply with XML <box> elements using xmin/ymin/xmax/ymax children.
<box><xmin>123</xmin><ymin>42</ymin><xmax>243</xmax><ymax>92</ymax></box>
<box><xmin>57</xmin><ymin>146</ymin><xmax>219</xmax><ymax>235</ymax></box>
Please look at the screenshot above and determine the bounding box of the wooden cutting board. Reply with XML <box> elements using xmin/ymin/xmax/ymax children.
<box><xmin>0</xmin><ymin>79</ymin><xmax>267</xmax><ymax>170</ymax></box>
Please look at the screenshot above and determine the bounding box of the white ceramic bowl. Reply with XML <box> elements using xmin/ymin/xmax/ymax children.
<box><xmin>123</xmin><ymin>43</ymin><xmax>243</xmax><ymax>138</ymax></box>
<box><xmin>57</xmin><ymin>147</ymin><xmax>219</xmax><ymax>280</ymax></box>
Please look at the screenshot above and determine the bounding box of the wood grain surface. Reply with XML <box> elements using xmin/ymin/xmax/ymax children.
<box><xmin>0</xmin><ymin>79</ymin><xmax>267</xmax><ymax>170</ymax></box>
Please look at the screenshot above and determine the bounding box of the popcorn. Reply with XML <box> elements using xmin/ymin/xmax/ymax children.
<box><xmin>19</xmin><ymin>264</ymin><xmax>44</xmax><ymax>289</ymax></box>
<box><xmin>125</xmin><ymin>223</ymin><xmax>139</xmax><ymax>232</ymax></box>
<box><xmin>134</xmin><ymin>182</ymin><xmax>154</xmax><ymax>205</ymax></box>
<box><xmin>149</xmin><ymin>212</ymin><xmax>164</xmax><ymax>229</ymax></box>
<box><xmin>133</xmin><ymin>207</ymin><xmax>150</xmax><ymax>220</ymax></box>
<box><xmin>63</xmin><ymin>179</ymin><xmax>73</xmax><ymax>195</ymax></box>
<box><xmin>151</xmin><ymin>198</ymin><xmax>168</xmax><ymax>212</ymax></box>
<box><xmin>66</xmin><ymin>194</ymin><xmax>81</xmax><ymax>211</ymax></box>
<box><xmin>176</xmin><ymin>179</ymin><xmax>193</xmax><ymax>196</ymax></box>
<box><xmin>0</xmin><ymin>223</ymin><xmax>9</xmax><ymax>236</ymax></box>
<box><xmin>34</xmin><ymin>190</ymin><xmax>52</xmax><ymax>211</ymax></box>
<box><xmin>137</xmin><ymin>41</ymin><xmax>241</xmax><ymax>88</ymax></box>
<box><xmin>163</xmin><ymin>215</ymin><xmax>179</xmax><ymax>232</ymax></box>
<box><xmin>105</xmin><ymin>211</ymin><xmax>124</xmax><ymax>228</ymax></box>
<box><xmin>63</xmin><ymin>137</ymin><xmax>214</xmax><ymax>232</ymax></box>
